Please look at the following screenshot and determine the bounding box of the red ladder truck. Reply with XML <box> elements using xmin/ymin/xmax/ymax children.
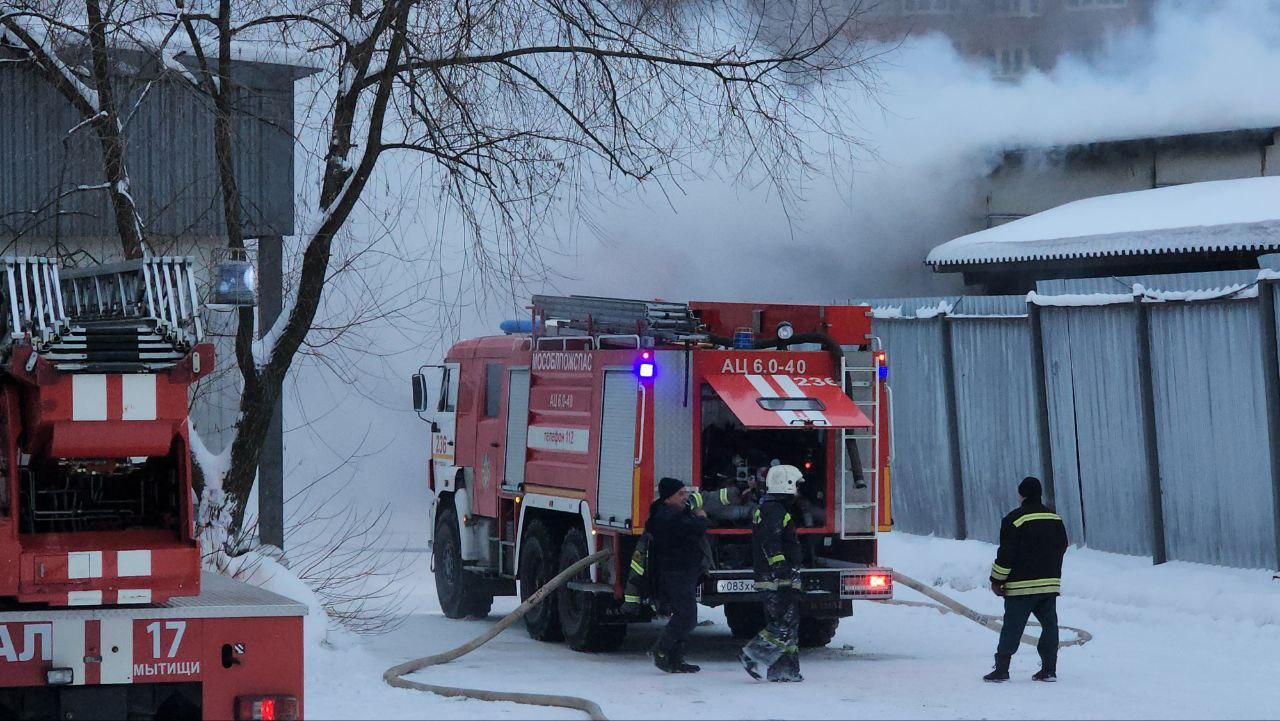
<box><xmin>0</xmin><ymin>256</ymin><xmax>304</xmax><ymax>720</ymax></box>
<box><xmin>414</xmin><ymin>295</ymin><xmax>893</xmax><ymax>652</ymax></box>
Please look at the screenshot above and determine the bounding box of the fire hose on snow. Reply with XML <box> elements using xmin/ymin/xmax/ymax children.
<box><xmin>883</xmin><ymin>571</ymin><xmax>1092</xmax><ymax>648</ymax></box>
<box><xmin>383</xmin><ymin>549</ymin><xmax>613</xmax><ymax>721</ymax></box>
<box><xmin>383</xmin><ymin>553</ymin><xmax>1090</xmax><ymax>720</ymax></box>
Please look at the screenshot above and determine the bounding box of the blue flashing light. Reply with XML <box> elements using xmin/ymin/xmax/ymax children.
<box><xmin>636</xmin><ymin>350</ymin><xmax>656</xmax><ymax>379</ymax></box>
<box><xmin>878</xmin><ymin>364</ymin><xmax>889</xmax><ymax>381</ymax></box>
<box><xmin>733</xmin><ymin>328</ymin><xmax>754</xmax><ymax>349</ymax></box>
<box><xmin>499</xmin><ymin>319</ymin><xmax>533</xmax><ymax>334</ymax></box>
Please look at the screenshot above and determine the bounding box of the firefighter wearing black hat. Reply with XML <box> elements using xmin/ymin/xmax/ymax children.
<box><xmin>984</xmin><ymin>476</ymin><xmax>1069</xmax><ymax>683</ymax></box>
<box><xmin>740</xmin><ymin>464</ymin><xmax>805</xmax><ymax>683</ymax></box>
<box><xmin>647</xmin><ymin>476</ymin><xmax>709</xmax><ymax>673</ymax></box>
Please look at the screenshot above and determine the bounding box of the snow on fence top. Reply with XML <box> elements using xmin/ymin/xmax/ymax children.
<box><xmin>926</xmin><ymin>176</ymin><xmax>1280</xmax><ymax>268</ymax></box>
<box><xmin>857</xmin><ymin>268</ymin><xmax>1280</xmax><ymax>319</ymax></box>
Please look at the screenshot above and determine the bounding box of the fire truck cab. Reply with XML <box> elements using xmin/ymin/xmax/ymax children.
<box><xmin>415</xmin><ymin>296</ymin><xmax>893</xmax><ymax>652</ymax></box>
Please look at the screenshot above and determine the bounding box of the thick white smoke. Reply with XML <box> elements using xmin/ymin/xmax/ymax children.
<box><xmin>283</xmin><ymin>0</ymin><xmax>1280</xmax><ymax>541</ymax></box>
<box><xmin>554</xmin><ymin>0</ymin><xmax>1280</xmax><ymax>304</ymax></box>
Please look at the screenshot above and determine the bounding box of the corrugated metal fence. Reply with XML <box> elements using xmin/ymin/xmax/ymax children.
<box><xmin>0</xmin><ymin>62</ymin><xmax>297</xmax><ymax>243</ymax></box>
<box><xmin>856</xmin><ymin>273</ymin><xmax>1280</xmax><ymax>570</ymax></box>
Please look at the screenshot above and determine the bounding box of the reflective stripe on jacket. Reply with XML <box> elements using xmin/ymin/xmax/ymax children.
<box><xmin>622</xmin><ymin>532</ymin><xmax>653</xmax><ymax>606</ymax></box>
<box><xmin>990</xmin><ymin>500</ymin><xmax>1069</xmax><ymax>596</ymax></box>
<box><xmin>752</xmin><ymin>495</ymin><xmax>801</xmax><ymax>582</ymax></box>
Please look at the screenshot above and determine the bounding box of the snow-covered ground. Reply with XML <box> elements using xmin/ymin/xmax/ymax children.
<box><xmin>306</xmin><ymin>533</ymin><xmax>1280</xmax><ymax>720</ymax></box>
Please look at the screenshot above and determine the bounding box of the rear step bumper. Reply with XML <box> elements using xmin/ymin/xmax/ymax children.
<box><xmin>697</xmin><ymin>566</ymin><xmax>893</xmax><ymax>606</ymax></box>
<box><xmin>15</xmin><ymin>536</ymin><xmax>199</xmax><ymax>606</ymax></box>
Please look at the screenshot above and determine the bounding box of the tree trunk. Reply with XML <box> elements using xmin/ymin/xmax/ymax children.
<box><xmin>85</xmin><ymin>0</ymin><xmax>144</xmax><ymax>258</ymax></box>
<box><xmin>217</xmin><ymin>1</ymin><xmax>412</xmax><ymax>537</ymax></box>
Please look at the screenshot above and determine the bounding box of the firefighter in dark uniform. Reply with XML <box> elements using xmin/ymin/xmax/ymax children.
<box><xmin>647</xmin><ymin>477</ymin><xmax>709</xmax><ymax>674</ymax></box>
<box><xmin>740</xmin><ymin>465</ymin><xmax>805</xmax><ymax>682</ymax></box>
<box><xmin>690</xmin><ymin>474</ymin><xmax>758</xmax><ymax>525</ymax></box>
<box><xmin>984</xmin><ymin>476</ymin><xmax>1069</xmax><ymax>683</ymax></box>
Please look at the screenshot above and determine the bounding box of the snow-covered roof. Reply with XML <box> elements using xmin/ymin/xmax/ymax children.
<box><xmin>927</xmin><ymin>176</ymin><xmax>1280</xmax><ymax>268</ymax></box>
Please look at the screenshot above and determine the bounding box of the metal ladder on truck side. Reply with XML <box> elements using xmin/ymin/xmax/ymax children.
<box><xmin>837</xmin><ymin>347</ymin><xmax>883</xmax><ymax>540</ymax></box>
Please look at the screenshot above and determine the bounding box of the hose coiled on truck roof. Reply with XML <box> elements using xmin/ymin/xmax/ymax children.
<box><xmin>383</xmin><ymin>558</ymin><xmax>1091</xmax><ymax>721</ymax></box>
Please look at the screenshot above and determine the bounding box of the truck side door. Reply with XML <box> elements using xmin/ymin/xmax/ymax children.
<box><xmin>431</xmin><ymin>363</ymin><xmax>460</xmax><ymax>491</ymax></box>
<box><xmin>470</xmin><ymin>361</ymin><xmax>507</xmax><ymax>517</ymax></box>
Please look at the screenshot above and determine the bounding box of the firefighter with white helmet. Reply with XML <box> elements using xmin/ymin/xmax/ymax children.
<box><xmin>740</xmin><ymin>464</ymin><xmax>805</xmax><ymax>682</ymax></box>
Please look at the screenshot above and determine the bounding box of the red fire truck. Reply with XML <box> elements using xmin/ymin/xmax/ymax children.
<box><xmin>0</xmin><ymin>257</ymin><xmax>303</xmax><ymax>720</ymax></box>
<box><xmin>415</xmin><ymin>295</ymin><xmax>893</xmax><ymax>652</ymax></box>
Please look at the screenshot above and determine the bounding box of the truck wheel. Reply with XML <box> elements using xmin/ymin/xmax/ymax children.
<box><xmin>799</xmin><ymin>616</ymin><xmax>841</xmax><ymax>648</ymax></box>
<box><xmin>434</xmin><ymin>507</ymin><xmax>494</xmax><ymax>619</ymax></box>
<box><xmin>557</xmin><ymin>528</ymin><xmax>627</xmax><ymax>653</ymax></box>
<box><xmin>724</xmin><ymin>601</ymin><xmax>767</xmax><ymax>639</ymax></box>
<box><xmin>519</xmin><ymin>519</ymin><xmax>564</xmax><ymax>642</ymax></box>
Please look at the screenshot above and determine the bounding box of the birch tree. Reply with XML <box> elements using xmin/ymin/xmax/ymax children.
<box><xmin>2</xmin><ymin>0</ymin><xmax>880</xmax><ymax>543</ymax></box>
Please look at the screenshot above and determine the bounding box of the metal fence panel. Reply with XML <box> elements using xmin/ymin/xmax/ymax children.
<box><xmin>949</xmin><ymin>318</ymin><xmax>1043</xmax><ymax>544</ymax></box>
<box><xmin>873</xmin><ymin>319</ymin><xmax>959</xmax><ymax>537</ymax></box>
<box><xmin>1051</xmin><ymin>306</ymin><xmax>1153</xmax><ymax>555</ymax></box>
<box><xmin>1149</xmin><ymin>302</ymin><xmax>1278</xmax><ymax>569</ymax></box>
<box><xmin>1037</xmin><ymin>308</ymin><xmax>1086</xmax><ymax>545</ymax></box>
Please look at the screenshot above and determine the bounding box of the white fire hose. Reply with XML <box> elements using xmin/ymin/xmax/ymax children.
<box><xmin>383</xmin><ymin>549</ymin><xmax>612</xmax><ymax>720</ymax></box>
<box><xmin>884</xmin><ymin>571</ymin><xmax>1092</xmax><ymax>648</ymax></box>
<box><xmin>383</xmin><ymin>556</ymin><xmax>1091</xmax><ymax>720</ymax></box>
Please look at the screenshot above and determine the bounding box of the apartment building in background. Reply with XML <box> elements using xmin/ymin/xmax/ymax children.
<box><xmin>858</xmin><ymin>0</ymin><xmax>1156</xmax><ymax>79</ymax></box>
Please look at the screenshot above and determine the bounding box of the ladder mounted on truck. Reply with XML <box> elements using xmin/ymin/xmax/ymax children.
<box><xmin>3</xmin><ymin>255</ymin><xmax>204</xmax><ymax>373</ymax></box>
<box><xmin>838</xmin><ymin>346</ymin><xmax>888</xmax><ymax>540</ymax></box>
<box><xmin>531</xmin><ymin>294</ymin><xmax>703</xmax><ymax>344</ymax></box>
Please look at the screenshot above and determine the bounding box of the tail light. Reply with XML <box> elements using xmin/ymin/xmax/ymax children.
<box><xmin>840</xmin><ymin>570</ymin><xmax>893</xmax><ymax>598</ymax></box>
<box><xmin>236</xmin><ymin>695</ymin><xmax>299</xmax><ymax>721</ymax></box>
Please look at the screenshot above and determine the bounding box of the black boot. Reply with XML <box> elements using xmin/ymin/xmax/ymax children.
<box><xmin>767</xmin><ymin>653</ymin><xmax>803</xmax><ymax>682</ymax></box>
<box><xmin>670</xmin><ymin>642</ymin><xmax>700</xmax><ymax>673</ymax></box>
<box><xmin>1033</xmin><ymin>651</ymin><xmax>1057</xmax><ymax>682</ymax></box>
<box><xmin>654</xmin><ymin>648</ymin><xmax>698</xmax><ymax>674</ymax></box>
<box><xmin>670</xmin><ymin>657</ymin><xmax>700</xmax><ymax>673</ymax></box>
<box><xmin>983</xmin><ymin>653</ymin><xmax>1011</xmax><ymax>683</ymax></box>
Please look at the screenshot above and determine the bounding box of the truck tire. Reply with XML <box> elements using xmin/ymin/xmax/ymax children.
<box><xmin>557</xmin><ymin>528</ymin><xmax>627</xmax><ymax>653</ymax></box>
<box><xmin>519</xmin><ymin>519</ymin><xmax>564</xmax><ymax>642</ymax></box>
<box><xmin>798</xmin><ymin>616</ymin><xmax>840</xmax><ymax>648</ymax></box>
<box><xmin>724</xmin><ymin>601</ymin><xmax>767</xmax><ymax>639</ymax></box>
<box><xmin>434</xmin><ymin>507</ymin><xmax>494</xmax><ymax>619</ymax></box>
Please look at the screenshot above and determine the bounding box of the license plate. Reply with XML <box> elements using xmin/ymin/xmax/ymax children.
<box><xmin>716</xmin><ymin>579</ymin><xmax>755</xmax><ymax>593</ymax></box>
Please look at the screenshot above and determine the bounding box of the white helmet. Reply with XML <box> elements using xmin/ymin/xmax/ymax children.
<box><xmin>765</xmin><ymin>464</ymin><xmax>804</xmax><ymax>495</ymax></box>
